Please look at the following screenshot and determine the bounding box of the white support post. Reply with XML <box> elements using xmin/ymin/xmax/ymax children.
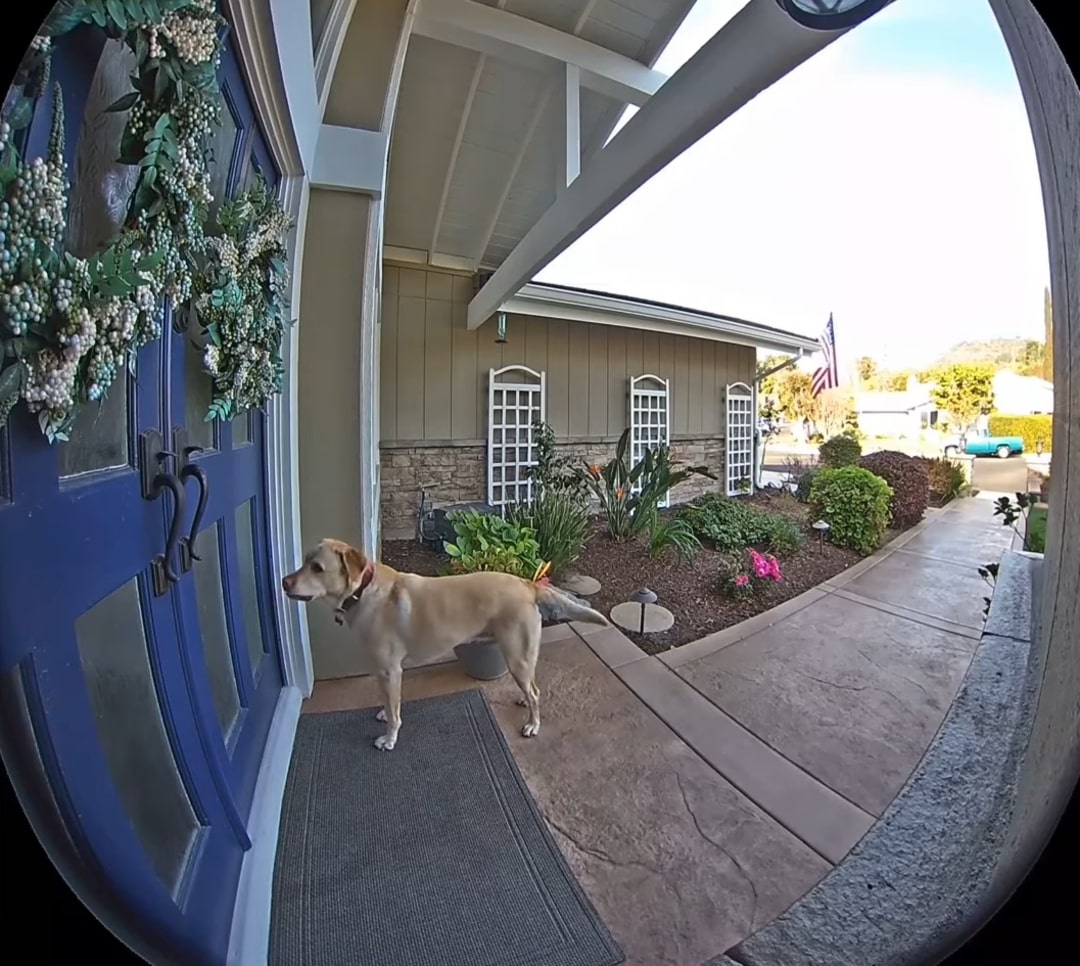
<box><xmin>560</xmin><ymin>63</ymin><xmax>582</xmax><ymax>189</ymax></box>
<box><xmin>468</xmin><ymin>0</ymin><xmax>865</xmax><ymax>330</ymax></box>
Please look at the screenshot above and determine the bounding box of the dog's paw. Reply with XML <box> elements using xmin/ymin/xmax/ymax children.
<box><xmin>374</xmin><ymin>734</ymin><xmax>396</xmax><ymax>751</ymax></box>
<box><xmin>521</xmin><ymin>722</ymin><xmax>540</xmax><ymax>738</ymax></box>
<box><xmin>375</xmin><ymin>708</ymin><xmax>387</xmax><ymax>722</ymax></box>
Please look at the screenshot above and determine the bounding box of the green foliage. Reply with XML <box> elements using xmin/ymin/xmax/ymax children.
<box><xmin>1026</xmin><ymin>505</ymin><xmax>1047</xmax><ymax>554</ymax></box>
<box><xmin>992</xmin><ymin>492</ymin><xmax>1044</xmax><ymax>553</ymax></box>
<box><xmin>577</xmin><ymin>427</ymin><xmax>715</xmax><ymax>541</ymax></box>
<box><xmin>647</xmin><ymin>514</ymin><xmax>700</xmax><ymax>563</ymax></box>
<box><xmin>818</xmin><ymin>432</ymin><xmax>862</xmax><ymax>469</ymax></box>
<box><xmin>523</xmin><ymin>418</ymin><xmax>588</xmax><ymax>500</ymax></box>
<box><xmin>914</xmin><ymin>456</ymin><xmax>966</xmax><ymax>504</ymax></box>
<box><xmin>773</xmin><ymin>368</ymin><xmax>819</xmax><ymax>423</ymax></box>
<box><xmin>794</xmin><ymin>469</ymin><xmax>819</xmax><ymax>504</ymax></box>
<box><xmin>809</xmin><ymin>467</ymin><xmax>893</xmax><ymax>555</ymax></box>
<box><xmin>756</xmin><ymin>353</ymin><xmax>793</xmax><ymax>399</ymax></box>
<box><xmin>987</xmin><ymin>413</ymin><xmax>1052</xmax><ymax>452</ymax></box>
<box><xmin>858</xmin><ymin>450</ymin><xmax>929</xmax><ymax>528</ymax></box>
<box><xmin>681</xmin><ymin>493</ymin><xmax>804</xmax><ymax>557</ymax></box>
<box><xmin>443</xmin><ymin>510</ymin><xmax>543</xmax><ymax>578</ymax></box>
<box><xmin>928</xmin><ymin>363</ymin><xmax>996</xmax><ymax>432</ymax></box>
<box><xmin>504</xmin><ymin>488</ymin><xmax>588</xmax><ymax>579</ymax></box>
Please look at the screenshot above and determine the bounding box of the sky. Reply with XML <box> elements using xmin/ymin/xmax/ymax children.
<box><xmin>534</xmin><ymin>0</ymin><xmax>1051</xmax><ymax>374</ymax></box>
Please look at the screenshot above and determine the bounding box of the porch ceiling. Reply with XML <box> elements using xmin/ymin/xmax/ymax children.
<box><xmin>384</xmin><ymin>0</ymin><xmax>696</xmax><ymax>272</ymax></box>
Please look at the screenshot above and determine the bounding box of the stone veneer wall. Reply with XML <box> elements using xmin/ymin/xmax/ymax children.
<box><xmin>380</xmin><ymin>435</ymin><xmax>727</xmax><ymax>536</ymax></box>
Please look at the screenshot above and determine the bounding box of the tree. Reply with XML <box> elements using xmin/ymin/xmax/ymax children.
<box><xmin>756</xmin><ymin>353</ymin><xmax>793</xmax><ymax>400</ymax></box>
<box><xmin>1044</xmin><ymin>286</ymin><xmax>1054</xmax><ymax>381</ymax></box>
<box><xmin>883</xmin><ymin>371</ymin><xmax>913</xmax><ymax>391</ymax></box>
<box><xmin>928</xmin><ymin>363</ymin><xmax>996</xmax><ymax>433</ymax></box>
<box><xmin>856</xmin><ymin>356</ymin><xmax>879</xmax><ymax>388</ymax></box>
<box><xmin>817</xmin><ymin>387</ymin><xmax>855</xmax><ymax>437</ymax></box>
<box><xmin>774</xmin><ymin>369</ymin><xmax>819</xmax><ymax>423</ymax></box>
<box><xmin>1014</xmin><ymin>340</ymin><xmax>1045</xmax><ymax>377</ymax></box>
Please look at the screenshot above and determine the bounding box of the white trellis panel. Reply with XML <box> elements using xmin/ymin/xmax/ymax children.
<box><xmin>726</xmin><ymin>382</ymin><xmax>755</xmax><ymax>497</ymax></box>
<box><xmin>488</xmin><ymin>365</ymin><xmax>546</xmax><ymax>510</ymax></box>
<box><xmin>629</xmin><ymin>374</ymin><xmax>671</xmax><ymax>508</ymax></box>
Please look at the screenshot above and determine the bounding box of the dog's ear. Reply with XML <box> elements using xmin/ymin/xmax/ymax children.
<box><xmin>338</xmin><ymin>545</ymin><xmax>368</xmax><ymax>587</ymax></box>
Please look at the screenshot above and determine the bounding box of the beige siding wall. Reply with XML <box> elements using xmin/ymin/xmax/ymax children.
<box><xmin>380</xmin><ymin>264</ymin><xmax>756</xmax><ymax>444</ymax></box>
<box><xmin>297</xmin><ymin>189</ymin><xmax>371</xmax><ymax>680</ymax></box>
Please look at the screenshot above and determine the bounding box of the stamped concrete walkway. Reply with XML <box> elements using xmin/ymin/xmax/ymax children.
<box><xmin>304</xmin><ymin>497</ymin><xmax>1012</xmax><ymax>966</ymax></box>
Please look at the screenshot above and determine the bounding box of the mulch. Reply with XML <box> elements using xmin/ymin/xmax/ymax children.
<box><xmin>381</xmin><ymin>488</ymin><xmax>906</xmax><ymax>657</ymax></box>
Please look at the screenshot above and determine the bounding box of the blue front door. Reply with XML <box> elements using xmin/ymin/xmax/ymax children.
<box><xmin>0</xmin><ymin>26</ymin><xmax>284</xmax><ymax>963</ymax></box>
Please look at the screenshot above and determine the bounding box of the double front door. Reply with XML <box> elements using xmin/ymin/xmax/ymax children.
<box><xmin>0</xmin><ymin>25</ymin><xmax>284</xmax><ymax>962</ymax></box>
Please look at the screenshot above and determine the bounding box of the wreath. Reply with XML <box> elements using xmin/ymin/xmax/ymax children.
<box><xmin>0</xmin><ymin>0</ymin><xmax>294</xmax><ymax>441</ymax></box>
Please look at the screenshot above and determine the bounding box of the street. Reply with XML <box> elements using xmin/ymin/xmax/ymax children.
<box><xmin>761</xmin><ymin>451</ymin><xmax>1030</xmax><ymax>495</ymax></box>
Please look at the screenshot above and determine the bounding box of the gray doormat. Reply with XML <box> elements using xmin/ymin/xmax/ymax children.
<box><xmin>270</xmin><ymin>689</ymin><xmax>625</xmax><ymax>966</ymax></box>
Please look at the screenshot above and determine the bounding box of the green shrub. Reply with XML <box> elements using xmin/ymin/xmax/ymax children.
<box><xmin>647</xmin><ymin>514</ymin><xmax>701</xmax><ymax>562</ymax></box>
<box><xmin>858</xmin><ymin>450</ymin><xmax>930</xmax><ymax>528</ymax></box>
<box><xmin>524</xmin><ymin>418</ymin><xmax>590</xmax><ymax>501</ymax></box>
<box><xmin>682</xmin><ymin>493</ymin><xmax>804</xmax><ymax>557</ymax></box>
<box><xmin>505</xmin><ymin>488</ymin><xmax>588</xmax><ymax>579</ymax></box>
<box><xmin>809</xmin><ymin>467</ymin><xmax>893</xmax><ymax>555</ymax></box>
<box><xmin>987</xmin><ymin>413</ymin><xmax>1052</xmax><ymax>452</ymax></box>
<box><xmin>794</xmin><ymin>469</ymin><xmax>819</xmax><ymax>504</ymax></box>
<box><xmin>914</xmin><ymin>456</ymin><xmax>965</xmax><ymax>504</ymax></box>
<box><xmin>443</xmin><ymin>509</ymin><xmax>542</xmax><ymax>578</ymax></box>
<box><xmin>818</xmin><ymin>433</ymin><xmax>862</xmax><ymax>468</ymax></box>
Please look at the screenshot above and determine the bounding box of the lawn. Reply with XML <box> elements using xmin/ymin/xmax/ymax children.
<box><xmin>1027</xmin><ymin>505</ymin><xmax>1047</xmax><ymax>553</ymax></box>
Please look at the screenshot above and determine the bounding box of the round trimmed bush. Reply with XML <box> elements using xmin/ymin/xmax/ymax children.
<box><xmin>858</xmin><ymin>450</ymin><xmax>930</xmax><ymax>527</ymax></box>
<box><xmin>809</xmin><ymin>466</ymin><xmax>893</xmax><ymax>555</ymax></box>
<box><xmin>818</xmin><ymin>433</ymin><xmax>862</xmax><ymax>468</ymax></box>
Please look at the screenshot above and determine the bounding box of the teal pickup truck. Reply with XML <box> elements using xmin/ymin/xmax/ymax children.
<box><xmin>944</xmin><ymin>428</ymin><xmax>1024</xmax><ymax>459</ymax></box>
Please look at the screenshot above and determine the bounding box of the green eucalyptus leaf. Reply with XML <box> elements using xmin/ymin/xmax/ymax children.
<box><xmin>89</xmin><ymin>0</ymin><xmax>109</xmax><ymax>28</ymax></box>
<box><xmin>105</xmin><ymin>0</ymin><xmax>127</xmax><ymax>30</ymax></box>
<box><xmin>105</xmin><ymin>90</ymin><xmax>139</xmax><ymax>114</ymax></box>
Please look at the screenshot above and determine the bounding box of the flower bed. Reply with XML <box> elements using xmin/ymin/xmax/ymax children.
<box><xmin>383</xmin><ymin>488</ymin><xmax>896</xmax><ymax>656</ymax></box>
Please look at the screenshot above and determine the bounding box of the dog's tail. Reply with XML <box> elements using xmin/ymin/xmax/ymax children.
<box><xmin>532</xmin><ymin>582</ymin><xmax>609</xmax><ymax>626</ymax></box>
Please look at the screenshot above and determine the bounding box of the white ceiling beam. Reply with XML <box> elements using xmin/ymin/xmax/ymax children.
<box><xmin>314</xmin><ymin>0</ymin><xmax>359</xmax><ymax>112</ymax></box>
<box><xmin>311</xmin><ymin>124</ymin><xmax>388</xmax><ymax>196</ymax></box>
<box><xmin>469</xmin><ymin>0</ymin><xmax>597</xmax><ymax>267</ymax></box>
<box><xmin>557</xmin><ymin>63</ymin><xmax>582</xmax><ymax>189</ymax></box>
<box><xmin>468</xmin><ymin>0</ymin><xmax>866</xmax><ymax>330</ymax></box>
<box><xmin>413</xmin><ymin>0</ymin><xmax>666</xmax><ymax>107</ymax></box>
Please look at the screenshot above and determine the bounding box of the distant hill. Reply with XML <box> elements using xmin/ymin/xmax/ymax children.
<box><xmin>933</xmin><ymin>338</ymin><xmax>1040</xmax><ymax>369</ymax></box>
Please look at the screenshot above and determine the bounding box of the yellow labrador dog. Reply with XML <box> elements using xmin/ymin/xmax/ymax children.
<box><xmin>281</xmin><ymin>538</ymin><xmax>608</xmax><ymax>751</ymax></box>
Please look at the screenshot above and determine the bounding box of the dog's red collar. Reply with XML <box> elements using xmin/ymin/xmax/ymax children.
<box><xmin>334</xmin><ymin>565</ymin><xmax>375</xmax><ymax>625</ymax></box>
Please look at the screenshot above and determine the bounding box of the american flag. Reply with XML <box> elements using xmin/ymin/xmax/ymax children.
<box><xmin>811</xmin><ymin>314</ymin><xmax>838</xmax><ymax>397</ymax></box>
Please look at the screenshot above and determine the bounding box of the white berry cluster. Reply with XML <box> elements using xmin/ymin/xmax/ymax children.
<box><xmin>162</xmin><ymin>11</ymin><xmax>219</xmax><ymax>65</ymax></box>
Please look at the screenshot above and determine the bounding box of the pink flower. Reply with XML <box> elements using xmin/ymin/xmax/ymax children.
<box><xmin>734</xmin><ymin>574</ymin><xmax>751</xmax><ymax>588</ymax></box>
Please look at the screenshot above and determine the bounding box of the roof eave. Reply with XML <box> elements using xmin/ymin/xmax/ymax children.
<box><xmin>503</xmin><ymin>283</ymin><xmax>819</xmax><ymax>355</ymax></box>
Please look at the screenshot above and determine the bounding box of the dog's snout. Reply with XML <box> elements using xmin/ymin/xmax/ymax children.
<box><xmin>281</xmin><ymin>574</ymin><xmax>293</xmax><ymax>593</ymax></box>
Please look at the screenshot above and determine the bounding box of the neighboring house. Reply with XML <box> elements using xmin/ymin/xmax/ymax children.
<box><xmin>379</xmin><ymin>276</ymin><xmax>817</xmax><ymax>535</ymax></box>
<box><xmin>853</xmin><ymin>389</ymin><xmax>938</xmax><ymax>438</ymax></box>
<box><xmin>993</xmin><ymin>369</ymin><xmax>1054</xmax><ymax>414</ymax></box>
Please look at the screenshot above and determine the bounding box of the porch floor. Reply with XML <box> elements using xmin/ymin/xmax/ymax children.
<box><xmin>303</xmin><ymin>497</ymin><xmax>1010</xmax><ymax>966</ymax></box>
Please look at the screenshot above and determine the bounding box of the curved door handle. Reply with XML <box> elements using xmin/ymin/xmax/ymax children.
<box><xmin>150</xmin><ymin>470</ymin><xmax>186</xmax><ymax>587</ymax></box>
<box><xmin>180</xmin><ymin>447</ymin><xmax>209</xmax><ymax>561</ymax></box>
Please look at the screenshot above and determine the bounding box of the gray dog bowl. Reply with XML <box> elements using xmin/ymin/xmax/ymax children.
<box><xmin>453</xmin><ymin>638</ymin><xmax>508</xmax><ymax>680</ymax></box>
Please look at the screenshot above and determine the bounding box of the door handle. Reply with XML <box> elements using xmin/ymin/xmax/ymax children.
<box><xmin>150</xmin><ymin>466</ymin><xmax>186</xmax><ymax>596</ymax></box>
<box><xmin>180</xmin><ymin>446</ymin><xmax>208</xmax><ymax>566</ymax></box>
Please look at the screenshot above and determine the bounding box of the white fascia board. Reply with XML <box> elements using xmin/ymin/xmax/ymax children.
<box><xmin>467</xmin><ymin>0</ymin><xmax>862</xmax><ymax>331</ymax></box>
<box><xmin>311</xmin><ymin>124</ymin><xmax>388</xmax><ymax>196</ymax></box>
<box><xmin>502</xmin><ymin>287</ymin><xmax>820</xmax><ymax>356</ymax></box>
<box><xmin>413</xmin><ymin>0</ymin><xmax>667</xmax><ymax>107</ymax></box>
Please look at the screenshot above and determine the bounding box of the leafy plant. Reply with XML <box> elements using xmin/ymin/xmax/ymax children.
<box><xmin>978</xmin><ymin>561</ymin><xmax>999</xmax><ymax>618</ymax></box>
<box><xmin>577</xmin><ymin>427</ymin><xmax>715</xmax><ymax>541</ymax></box>
<box><xmin>987</xmin><ymin>413</ymin><xmax>1052</xmax><ymax>452</ymax></box>
<box><xmin>719</xmin><ymin>547</ymin><xmax>782</xmax><ymax>598</ymax></box>
<box><xmin>443</xmin><ymin>509</ymin><xmax>543</xmax><ymax>578</ymax></box>
<box><xmin>794</xmin><ymin>469</ymin><xmax>819</xmax><ymax>504</ymax></box>
<box><xmin>682</xmin><ymin>492</ymin><xmax>804</xmax><ymax>557</ymax></box>
<box><xmin>858</xmin><ymin>450</ymin><xmax>930</xmax><ymax>528</ymax></box>
<box><xmin>647</xmin><ymin>514</ymin><xmax>700</xmax><ymax>563</ymax></box>
<box><xmin>809</xmin><ymin>466</ymin><xmax>893</xmax><ymax>555</ymax></box>
<box><xmin>818</xmin><ymin>432</ymin><xmax>862</xmax><ymax>468</ymax></box>
<box><xmin>991</xmin><ymin>492</ymin><xmax>1043</xmax><ymax>552</ymax></box>
<box><xmin>523</xmin><ymin>418</ymin><xmax>588</xmax><ymax>501</ymax></box>
<box><xmin>504</xmin><ymin>487</ymin><xmax>588</xmax><ymax>579</ymax></box>
<box><xmin>914</xmin><ymin>456</ymin><xmax>965</xmax><ymax>504</ymax></box>
<box><xmin>927</xmin><ymin>362</ymin><xmax>996</xmax><ymax>432</ymax></box>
